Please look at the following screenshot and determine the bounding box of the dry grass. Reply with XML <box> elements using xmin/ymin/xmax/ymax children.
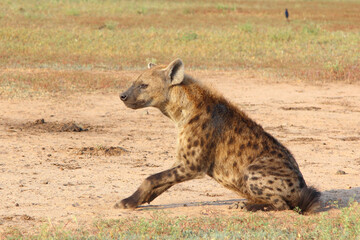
<box><xmin>0</xmin><ymin>0</ymin><xmax>359</xmax><ymax>97</ymax></box>
<box><xmin>0</xmin><ymin>68</ymin><xmax>132</xmax><ymax>98</ymax></box>
<box><xmin>2</xmin><ymin>201</ymin><xmax>360</xmax><ymax>239</ymax></box>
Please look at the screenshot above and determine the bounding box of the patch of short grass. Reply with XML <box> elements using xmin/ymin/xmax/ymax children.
<box><xmin>3</xmin><ymin>201</ymin><xmax>359</xmax><ymax>239</ymax></box>
<box><xmin>104</xmin><ymin>21</ymin><xmax>118</xmax><ymax>30</ymax></box>
<box><xmin>0</xmin><ymin>0</ymin><xmax>359</xmax><ymax>97</ymax></box>
<box><xmin>0</xmin><ymin>69</ymin><xmax>129</xmax><ymax>98</ymax></box>
<box><xmin>1</xmin><ymin>24</ymin><xmax>358</xmax><ymax>77</ymax></box>
<box><xmin>66</xmin><ymin>8</ymin><xmax>80</xmax><ymax>17</ymax></box>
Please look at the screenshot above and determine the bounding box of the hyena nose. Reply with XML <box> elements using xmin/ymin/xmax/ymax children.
<box><xmin>120</xmin><ymin>93</ymin><xmax>128</xmax><ymax>101</ymax></box>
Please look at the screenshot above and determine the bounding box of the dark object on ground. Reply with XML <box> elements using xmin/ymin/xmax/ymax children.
<box><xmin>19</xmin><ymin>119</ymin><xmax>89</xmax><ymax>132</ymax></box>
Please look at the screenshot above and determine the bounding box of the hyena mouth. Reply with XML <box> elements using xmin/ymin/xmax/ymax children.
<box><xmin>125</xmin><ymin>98</ymin><xmax>153</xmax><ymax>109</ymax></box>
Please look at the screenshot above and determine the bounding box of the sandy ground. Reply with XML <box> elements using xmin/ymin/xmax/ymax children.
<box><xmin>0</xmin><ymin>70</ymin><xmax>359</xmax><ymax>233</ymax></box>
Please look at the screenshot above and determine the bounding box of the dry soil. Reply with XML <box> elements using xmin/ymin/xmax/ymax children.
<box><xmin>0</xmin><ymin>71</ymin><xmax>359</xmax><ymax>233</ymax></box>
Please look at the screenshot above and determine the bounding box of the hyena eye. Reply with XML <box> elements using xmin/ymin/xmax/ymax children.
<box><xmin>139</xmin><ymin>84</ymin><xmax>148</xmax><ymax>89</ymax></box>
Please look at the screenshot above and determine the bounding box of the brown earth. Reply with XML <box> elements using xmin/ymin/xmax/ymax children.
<box><xmin>0</xmin><ymin>70</ymin><xmax>359</xmax><ymax>234</ymax></box>
<box><xmin>12</xmin><ymin>119</ymin><xmax>91</xmax><ymax>133</ymax></box>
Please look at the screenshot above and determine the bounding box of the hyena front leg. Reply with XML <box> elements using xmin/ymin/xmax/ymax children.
<box><xmin>144</xmin><ymin>184</ymin><xmax>173</xmax><ymax>204</ymax></box>
<box><xmin>114</xmin><ymin>164</ymin><xmax>198</xmax><ymax>209</ymax></box>
<box><xmin>139</xmin><ymin>161</ymin><xmax>188</xmax><ymax>204</ymax></box>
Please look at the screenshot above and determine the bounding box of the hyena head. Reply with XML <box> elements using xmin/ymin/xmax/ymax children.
<box><xmin>120</xmin><ymin>59</ymin><xmax>184</xmax><ymax>109</ymax></box>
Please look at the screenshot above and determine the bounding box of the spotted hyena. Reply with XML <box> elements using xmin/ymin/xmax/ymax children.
<box><xmin>116</xmin><ymin>59</ymin><xmax>320</xmax><ymax>213</ymax></box>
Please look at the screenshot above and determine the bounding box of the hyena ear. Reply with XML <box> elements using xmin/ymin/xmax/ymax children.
<box><xmin>148</xmin><ymin>63</ymin><xmax>156</xmax><ymax>69</ymax></box>
<box><xmin>164</xmin><ymin>58</ymin><xmax>184</xmax><ymax>86</ymax></box>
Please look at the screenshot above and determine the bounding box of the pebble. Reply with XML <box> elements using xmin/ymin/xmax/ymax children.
<box><xmin>335</xmin><ymin>170</ymin><xmax>346</xmax><ymax>175</ymax></box>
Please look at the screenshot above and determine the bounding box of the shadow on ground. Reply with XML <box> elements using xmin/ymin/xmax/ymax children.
<box><xmin>321</xmin><ymin>187</ymin><xmax>360</xmax><ymax>210</ymax></box>
<box><xmin>136</xmin><ymin>199</ymin><xmax>243</xmax><ymax>211</ymax></box>
<box><xmin>136</xmin><ymin>187</ymin><xmax>360</xmax><ymax>212</ymax></box>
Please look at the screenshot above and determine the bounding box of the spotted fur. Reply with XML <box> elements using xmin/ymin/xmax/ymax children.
<box><xmin>116</xmin><ymin>59</ymin><xmax>320</xmax><ymax>213</ymax></box>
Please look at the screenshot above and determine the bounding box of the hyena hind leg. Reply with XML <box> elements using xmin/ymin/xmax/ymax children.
<box><xmin>229</xmin><ymin>201</ymin><xmax>274</xmax><ymax>212</ymax></box>
<box><xmin>229</xmin><ymin>196</ymin><xmax>290</xmax><ymax>212</ymax></box>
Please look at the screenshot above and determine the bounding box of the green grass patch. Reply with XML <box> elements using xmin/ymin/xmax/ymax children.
<box><xmin>66</xmin><ymin>8</ymin><xmax>80</xmax><ymax>17</ymax></box>
<box><xmin>1</xmin><ymin>25</ymin><xmax>358</xmax><ymax>74</ymax></box>
<box><xmin>104</xmin><ymin>20</ymin><xmax>118</xmax><ymax>30</ymax></box>
<box><xmin>178</xmin><ymin>32</ymin><xmax>198</xmax><ymax>42</ymax></box>
<box><xmin>217</xmin><ymin>4</ymin><xmax>237</xmax><ymax>12</ymax></box>
<box><xmin>2</xmin><ymin>201</ymin><xmax>360</xmax><ymax>239</ymax></box>
<box><xmin>0</xmin><ymin>0</ymin><xmax>359</xmax><ymax>97</ymax></box>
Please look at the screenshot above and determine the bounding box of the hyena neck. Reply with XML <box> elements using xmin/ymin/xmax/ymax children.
<box><xmin>160</xmin><ymin>75</ymin><xmax>205</xmax><ymax>127</ymax></box>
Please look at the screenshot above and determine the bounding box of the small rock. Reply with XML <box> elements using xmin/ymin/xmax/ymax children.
<box><xmin>60</xmin><ymin>123</ymin><xmax>86</xmax><ymax>132</ymax></box>
<box><xmin>3</xmin><ymin>216</ymin><xmax>13</xmax><ymax>221</ymax></box>
<box><xmin>336</xmin><ymin>170</ymin><xmax>346</xmax><ymax>175</ymax></box>
<box><xmin>47</xmin><ymin>154</ymin><xmax>52</xmax><ymax>157</ymax></box>
<box><xmin>63</xmin><ymin>182</ymin><xmax>75</xmax><ymax>186</ymax></box>
<box><xmin>21</xmin><ymin>215</ymin><xmax>35</xmax><ymax>221</ymax></box>
<box><xmin>15</xmin><ymin>203</ymin><xmax>19</xmax><ymax>207</ymax></box>
<box><xmin>34</xmin><ymin>119</ymin><xmax>45</xmax><ymax>124</ymax></box>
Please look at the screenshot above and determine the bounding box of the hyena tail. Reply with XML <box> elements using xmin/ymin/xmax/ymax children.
<box><xmin>297</xmin><ymin>186</ymin><xmax>321</xmax><ymax>214</ymax></box>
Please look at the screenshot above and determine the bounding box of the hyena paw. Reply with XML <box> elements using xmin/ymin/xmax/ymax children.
<box><xmin>229</xmin><ymin>201</ymin><xmax>247</xmax><ymax>210</ymax></box>
<box><xmin>114</xmin><ymin>197</ymin><xmax>138</xmax><ymax>209</ymax></box>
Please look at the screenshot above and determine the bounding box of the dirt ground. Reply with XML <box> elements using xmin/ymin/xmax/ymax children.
<box><xmin>0</xmin><ymin>70</ymin><xmax>359</xmax><ymax>233</ymax></box>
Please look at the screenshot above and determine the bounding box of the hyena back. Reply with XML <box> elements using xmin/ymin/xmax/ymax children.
<box><xmin>116</xmin><ymin>59</ymin><xmax>320</xmax><ymax>213</ymax></box>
